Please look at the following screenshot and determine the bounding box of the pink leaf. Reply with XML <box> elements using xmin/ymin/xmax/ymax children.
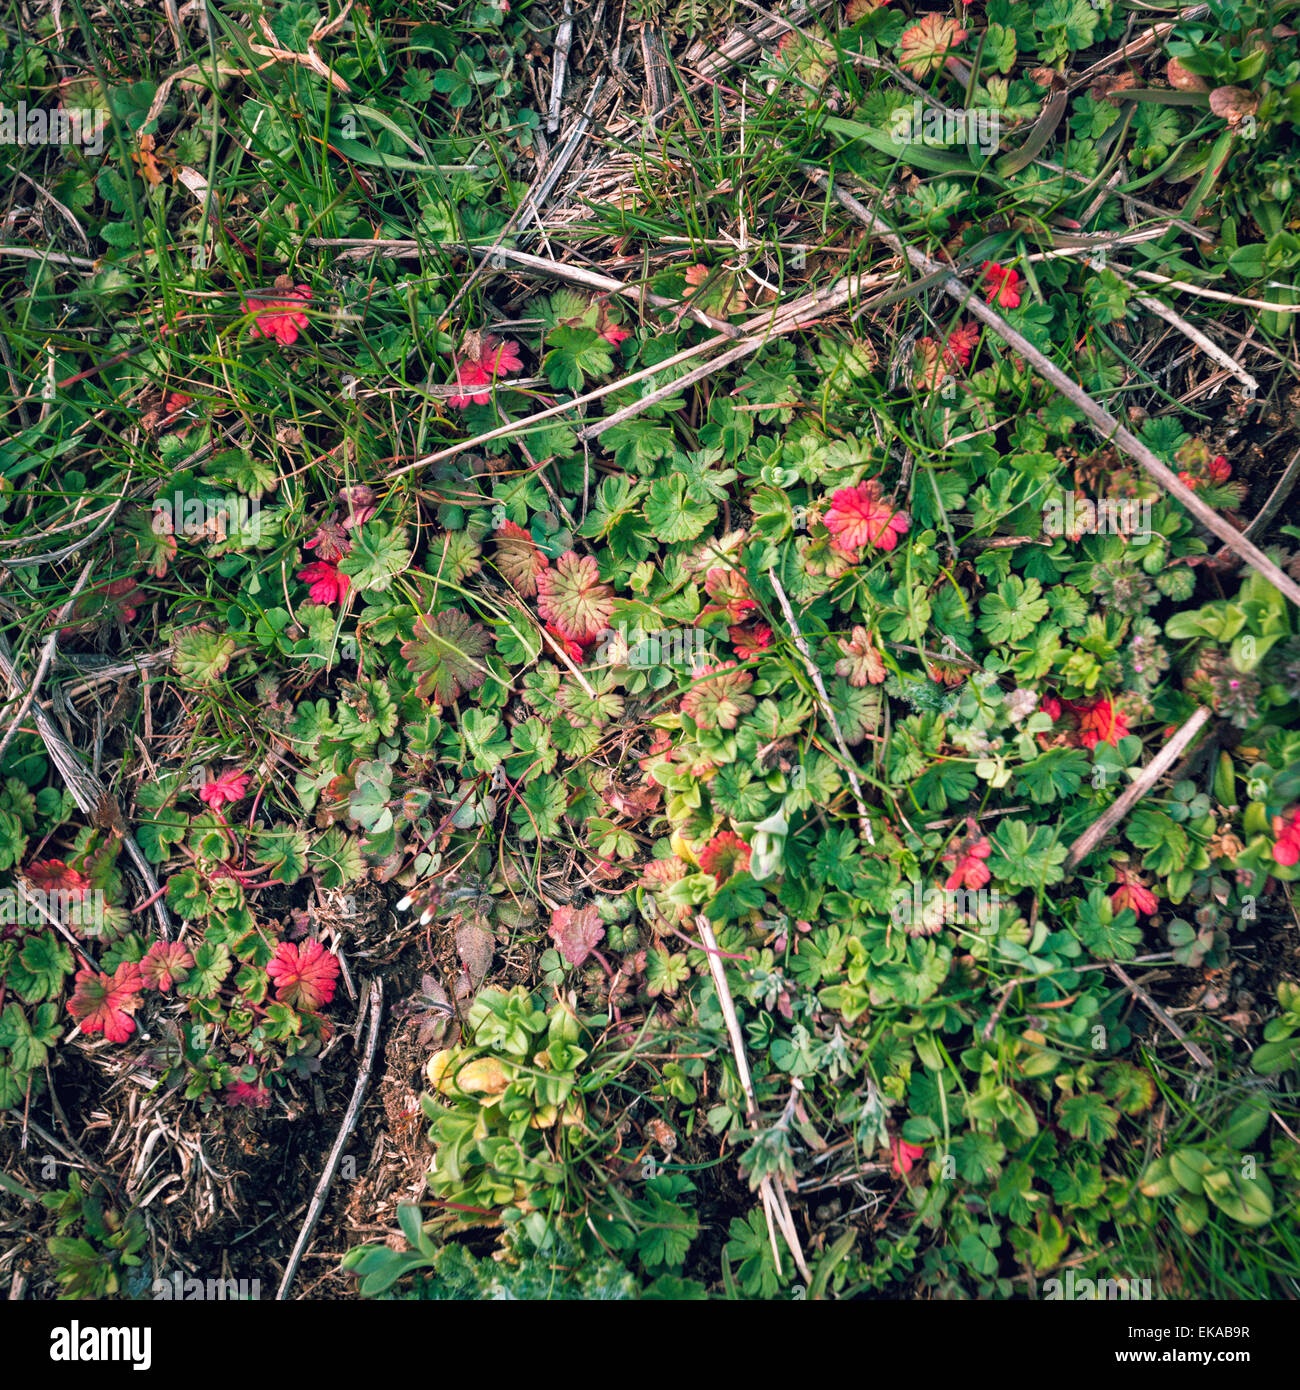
<box><xmin>68</xmin><ymin>962</ymin><xmax>145</xmax><ymax>1043</ymax></box>
<box><xmin>535</xmin><ymin>551</ymin><xmax>614</xmax><ymax>644</ymax></box>
<box><xmin>943</xmin><ymin>834</ymin><xmax>991</xmax><ymax>892</ymax></box>
<box><xmin>822</xmin><ymin>481</ymin><xmax>910</xmax><ymax>557</ymax></box>
<box><xmin>246</xmin><ymin>285</ymin><xmax>312</xmax><ymax>346</ymax></box>
<box><xmin>267</xmin><ymin>939</ymin><xmax>340</xmax><ymax>1011</ymax></box>
<box><xmin>198</xmin><ymin>768</ymin><xmax>251</xmax><ymax>810</ymax></box>
<box><xmin>297</xmin><ymin>559</ymin><xmax>350</xmax><ymax>605</ymax></box>
<box><xmin>140</xmin><ymin>941</ymin><xmax>195</xmax><ymax>992</ymax></box>
<box><xmin>226</xmin><ymin>1080</ymin><xmax>272</xmax><ymax>1108</ymax></box>
<box><xmin>548</xmin><ymin>904</ymin><xmax>604</xmax><ymax>966</ymax></box>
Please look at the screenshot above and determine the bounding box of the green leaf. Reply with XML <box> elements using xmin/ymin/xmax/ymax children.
<box><xmin>979</xmin><ymin>575</ymin><xmax>1051</xmax><ymax>644</ymax></box>
<box><xmin>646</xmin><ymin>947</ymin><xmax>690</xmax><ymax>996</ymax></box>
<box><xmin>543</xmin><ymin>326</ymin><xmax>615</xmax><ymax>392</ymax></box>
<box><xmin>338</xmin><ymin>522</ymin><xmax>411</xmax><ymax>594</ymax></box>
<box><xmin>1057</xmin><ymin>1092</ymin><xmax>1119</xmax><ymax>1145</ymax></box>
<box><xmin>179</xmin><ymin>942</ymin><xmax>232</xmax><ymax>998</ymax></box>
<box><xmin>171</xmin><ymin>628</ymin><xmax>237</xmax><ymax>684</ymax></box>
<box><xmin>1203</xmin><ymin>1167</ymin><xmax>1274</xmax><ymax>1226</ymax></box>
<box><xmin>310</xmin><ymin>827</ymin><xmax>365</xmax><ymax>888</ymax></box>
<box><xmin>644</xmin><ymin>474</ymin><xmax>717</xmax><ymax>544</ymax></box>
<box><xmin>12</xmin><ymin>932</ymin><xmax>74</xmax><ymax>1003</ymax></box>
<box><xmin>252</xmin><ymin>829</ymin><xmax>311</xmax><ymax>885</ymax></box>
<box><xmin>0</xmin><ymin>1002</ymin><xmax>60</xmax><ymax>1072</ymax></box>
<box><xmin>401</xmin><ymin>608</ymin><xmax>493</xmax><ymax>707</ymax></box>
<box><xmin>510</xmin><ymin>717</ymin><xmax>557</xmax><ymax>775</ymax></box>
<box><xmin>989</xmin><ymin>819</ymin><xmax>1067</xmax><ymax>888</ymax></box>
<box><xmin>165</xmin><ymin>868</ymin><xmax>211</xmax><ymax>920</ymax></box>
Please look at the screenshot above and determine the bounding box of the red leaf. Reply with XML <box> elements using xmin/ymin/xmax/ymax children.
<box><xmin>698</xmin><ymin>830</ymin><xmax>751</xmax><ymax>882</ymax></box>
<box><xmin>535</xmin><ymin>551</ymin><xmax>614</xmax><ymax>644</ymax></box>
<box><xmin>225</xmin><ymin>1080</ymin><xmax>272</xmax><ymax>1108</ymax></box>
<box><xmin>1272</xmin><ymin>808</ymin><xmax>1300</xmax><ymax>867</ymax></box>
<box><xmin>1110</xmin><ymin>881</ymin><xmax>1158</xmax><ymax>917</ymax></box>
<box><xmin>67</xmin><ymin>962</ymin><xmax>145</xmax><ymax>1043</ymax></box>
<box><xmin>198</xmin><ymin>768</ymin><xmax>251</xmax><ymax>810</ymax></box>
<box><xmin>1068</xmin><ymin>697</ymin><xmax>1129</xmax><ymax>750</ymax></box>
<box><xmin>548</xmin><ymin>904</ymin><xmax>604</xmax><ymax>966</ymax></box>
<box><xmin>140</xmin><ymin>941</ymin><xmax>195</xmax><ymax>992</ymax></box>
<box><xmin>822</xmin><ymin>481</ymin><xmax>910</xmax><ymax>557</ymax></box>
<box><xmin>448</xmin><ymin>333</ymin><xmax>523</xmax><ymax>407</ymax></box>
<box><xmin>246</xmin><ymin>284</ymin><xmax>312</xmax><ymax>347</ymax></box>
<box><xmin>890</xmin><ymin>1138</ymin><xmax>925</xmax><ymax>1175</ymax></box>
<box><xmin>979</xmin><ymin>261</ymin><xmax>1021</xmax><ymax>309</ymax></box>
<box><xmin>267</xmin><ymin>939</ymin><xmax>340</xmax><ymax>1010</ymax></box>
<box><xmin>943</xmin><ymin>834</ymin><xmax>991</xmax><ymax>891</ymax></box>
<box><xmin>944</xmin><ymin>322</ymin><xmax>980</xmax><ymax>369</ymax></box>
<box><xmin>24</xmin><ymin>859</ymin><xmax>90</xmax><ymax>897</ymax></box>
<box><xmin>701</xmin><ymin>567</ymin><xmax>757</xmax><ymax>624</ymax></box>
<box><xmin>493</xmin><ymin>519</ymin><xmax>550</xmax><ymax>598</ymax></box>
<box><xmin>729</xmin><ymin>622</ymin><xmax>772</xmax><ymax>659</ymax></box>
<box><xmin>304</xmin><ymin>522</ymin><xmax>352</xmax><ymax>562</ymax></box>
<box><xmin>297</xmin><ymin>559</ymin><xmax>349</xmax><ymax>605</ymax></box>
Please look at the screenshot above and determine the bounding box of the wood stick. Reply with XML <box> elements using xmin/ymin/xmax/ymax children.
<box><xmin>276</xmin><ymin>978</ymin><xmax>383</xmax><ymax>1300</ymax></box>
<box><xmin>695</xmin><ymin>915</ymin><xmax>811</xmax><ymax>1283</ymax></box>
<box><xmin>1064</xmin><ymin>707</ymin><xmax>1212</xmax><ymax>870</ymax></box>
<box><xmin>770</xmin><ymin>572</ymin><xmax>875</xmax><ymax>846</ymax></box>
<box><xmin>1111</xmin><ymin>963</ymin><xmax>1213</xmax><ymax>1069</ymax></box>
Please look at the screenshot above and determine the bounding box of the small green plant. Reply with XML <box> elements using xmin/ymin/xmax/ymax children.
<box><xmin>42</xmin><ymin>1173</ymin><xmax>147</xmax><ymax>1299</ymax></box>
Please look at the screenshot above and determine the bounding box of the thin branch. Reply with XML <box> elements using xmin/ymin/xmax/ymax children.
<box><xmin>0</xmin><ymin>559</ymin><xmax>94</xmax><ymax>762</ymax></box>
<box><xmin>1216</xmin><ymin>439</ymin><xmax>1300</xmax><ymax>559</ymax></box>
<box><xmin>1111</xmin><ymin>963</ymin><xmax>1213</xmax><ymax>1069</ymax></box>
<box><xmin>769</xmin><ymin>572</ymin><xmax>875</xmax><ymax>847</ymax></box>
<box><xmin>0</xmin><ymin>633</ymin><xmax>173</xmax><ymax>939</ymax></box>
<box><xmin>276</xmin><ymin>978</ymin><xmax>383</xmax><ymax>1300</ymax></box>
<box><xmin>695</xmin><ymin>915</ymin><xmax>811</xmax><ymax>1283</ymax></box>
<box><xmin>1064</xmin><ymin>707</ymin><xmax>1212</xmax><ymax>871</ymax></box>
<box><xmin>1132</xmin><ymin>291</ymin><xmax>1259</xmax><ymax>396</ymax></box>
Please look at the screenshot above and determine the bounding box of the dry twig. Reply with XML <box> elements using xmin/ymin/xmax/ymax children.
<box><xmin>276</xmin><ymin>978</ymin><xmax>383</xmax><ymax>1300</ymax></box>
<box><xmin>1064</xmin><ymin>707</ymin><xmax>1212</xmax><ymax>871</ymax></box>
<box><xmin>769</xmin><ymin>572</ymin><xmax>875</xmax><ymax>847</ymax></box>
<box><xmin>695</xmin><ymin>915</ymin><xmax>811</xmax><ymax>1282</ymax></box>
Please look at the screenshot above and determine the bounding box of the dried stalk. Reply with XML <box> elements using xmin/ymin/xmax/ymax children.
<box><xmin>1111</xmin><ymin>963</ymin><xmax>1213</xmax><ymax>1069</ymax></box>
<box><xmin>0</xmin><ymin>633</ymin><xmax>172</xmax><ymax>939</ymax></box>
<box><xmin>1064</xmin><ymin>707</ymin><xmax>1212</xmax><ymax>870</ymax></box>
<box><xmin>769</xmin><ymin>572</ymin><xmax>875</xmax><ymax>847</ymax></box>
<box><xmin>276</xmin><ymin>978</ymin><xmax>383</xmax><ymax>1300</ymax></box>
<box><xmin>695</xmin><ymin>915</ymin><xmax>811</xmax><ymax>1283</ymax></box>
